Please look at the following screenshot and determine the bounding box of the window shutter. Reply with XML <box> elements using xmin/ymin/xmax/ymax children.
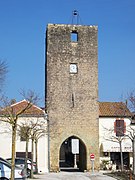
<box><xmin>115</xmin><ymin>119</ymin><xmax>124</xmax><ymax>136</ymax></box>
<box><xmin>114</xmin><ymin>121</ymin><xmax>116</xmax><ymax>133</ymax></box>
<box><xmin>124</xmin><ymin>121</ymin><xmax>126</xmax><ymax>133</ymax></box>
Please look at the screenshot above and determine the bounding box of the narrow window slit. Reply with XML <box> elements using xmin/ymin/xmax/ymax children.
<box><xmin>72</xmin><ymin>93</ymin><xmax>74</xmax><ymax>107</ymax></box>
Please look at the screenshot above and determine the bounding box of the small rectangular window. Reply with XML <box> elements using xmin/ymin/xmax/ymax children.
<box><xmin>71</xmin><ymin>32</ymin><xmax>78</xmax><ymax>42</ymax></box>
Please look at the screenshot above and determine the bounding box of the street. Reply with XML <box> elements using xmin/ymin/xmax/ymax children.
<box><xmin>30</xmin><ymin>171</ymin><xmax>116</xmax><ymax>180</ymax></box>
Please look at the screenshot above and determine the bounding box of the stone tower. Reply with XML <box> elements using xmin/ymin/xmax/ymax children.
<box><xmin>45</xmin><ymin>24</ymin><xmax>99</xmax><ymax>172</ymax></box>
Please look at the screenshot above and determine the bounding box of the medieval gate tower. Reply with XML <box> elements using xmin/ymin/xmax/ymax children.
<box><xmin>45</xmin><ymin>23</ymin><xmax>99</xmax><ymax>171</ymax></box>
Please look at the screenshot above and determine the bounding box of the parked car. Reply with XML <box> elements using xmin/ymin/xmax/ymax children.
<box><xmin>0</xmin><ymin>159</ymin><xmax>26</xmax><ymax>180</ymax></box>
<box><xmin>0</xmin><ymin>157</ymin><xmax>9</xmax><ymax>164</ymax></box>
<box><xmin>6</xmin><ymin>157</ymin><xmax>36</xmax><ymax>177</ymax></box>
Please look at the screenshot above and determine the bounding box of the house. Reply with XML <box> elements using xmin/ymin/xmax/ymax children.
<box><xmin>0</xmin><ymin>99</ymin><xmax>48</xmax><ymax>173</ymax></box>
<box><xmin>99</xmin><ymin>102</ymin><xmax>133</xmax><ymax>170</ymax></box>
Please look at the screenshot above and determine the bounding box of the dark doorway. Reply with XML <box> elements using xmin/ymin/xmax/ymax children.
<box><xmin>59</xmin><ymin>136</ymin><xmax>87</xmax><ymax>172</ymax></box>
<box><xmin>110</xmin><ymin>152</ymin><xmax>129</xmax><ymax>170</ymax></box>
<box><xmin>16</xmin><ymin>152</ymin><xmax>31</xmax><ymax>159</ymax></box>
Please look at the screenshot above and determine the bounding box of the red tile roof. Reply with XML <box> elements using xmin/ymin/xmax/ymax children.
<box><xmin>0</xmin><ymin>100</ymin><xmax>131</xmax><ymax>118</ymax></box>
<box><xmin>99</xmin><ymin>102</ymin><xmax>132</xmax><ymax>117</ymax></box>
<box><xmin>0</xmin><ymin>99</ymin><xmax>45</xmax><ymax>116</ymax></box>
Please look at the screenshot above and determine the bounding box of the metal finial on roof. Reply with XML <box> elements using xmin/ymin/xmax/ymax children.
<box><xmin>72</xmin><ymin>10</ymin><xmax>79</xmax><ymax>25</ymax></box>
<box><xmin>71</xmin><ymin>10</ymin><xmax>83</xmax><ymax>25</ymax></box>
<box><xmin>73</xmin><ymin>10</ymin><xmax>78</xmax><ymax>16</ymax></box>
<box><xmin>67</xmin><ymin>10</ymin><xmax>83</xmax><ymax>25</ymax></box>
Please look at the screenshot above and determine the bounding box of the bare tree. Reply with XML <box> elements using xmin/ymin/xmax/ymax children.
<box><xmin>126</xmin><ymin>91</ymin><xmax>135</xmax><ymax>175</ymax></box>
<box><xmin>18</xmin><ymin>124</ymin><xmax>31</xmax><ymax>176</ymax></box>
<box><xmin>18</xmin><ymin>117</ymin><xmax>47</xmax><ymax>178</ymax></box>
<box><xmin>125</xmin><ymin>124</ymin><xmax>135</xmax><ymax>175</ymax></box>
<box><xmin>30</xmin><ymin>119</ymin><xmax>47</xmax><ymax>178</ymax></box>
<box><xmin>100</xmin><ymin>102</ymin><xmax>131</xmax><ymax>171</ymax></box>
<box><xmin>103</xmin><ymin>125</ymin><xmax>125</xmax><ymax>171</ymax></box>
<box><xmin>0</xmin><ymin>90</ymin><xmax>39</xmax><ymax>180</ymax></box>
<box><xmin>108</xmin><ymin>92</ymin><xmax>135</xmax><ymax>175</ymax></box>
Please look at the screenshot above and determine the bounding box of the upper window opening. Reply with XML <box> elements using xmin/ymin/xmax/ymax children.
<box><xmin>71</xmin><ymin>32</ymin><xmax>78</xmax><ymax>42</ymax></box>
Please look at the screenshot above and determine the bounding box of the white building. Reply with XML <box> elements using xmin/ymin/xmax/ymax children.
<box><xmin>99</xmin><ymin>102</ymin><xmax>133</xmax><ymax>170</ymax></box>
<box><xmin>0</xmin><ymin>100</ymin><xmax>48</xmax><ymax>173</ymax></box>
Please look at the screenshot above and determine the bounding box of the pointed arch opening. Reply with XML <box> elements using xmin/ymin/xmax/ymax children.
<box><xmin>59</xmin><ymin>135</ymin><xmax>87</xmax><ymax>172</ymax></box>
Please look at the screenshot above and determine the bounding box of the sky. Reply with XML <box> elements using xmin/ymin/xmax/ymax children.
<box><xmin>0</xmin><ymin>0</ymin><xmax>135</xmax><ymax>106</ymax></box>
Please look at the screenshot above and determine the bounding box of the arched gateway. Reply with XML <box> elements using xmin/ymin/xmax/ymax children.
<box><xmin>59</xmin><ymin>136</ymin><xmax>87</xmax><ymax>171</ymax></box>
<box><xmin>45</xmin><ymin>23</ymin><xmax>99</xmax><ymax>172</ymax></box>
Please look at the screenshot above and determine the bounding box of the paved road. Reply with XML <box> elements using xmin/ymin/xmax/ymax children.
<box><xmin>29</xmin><ymin>171</ymin><xmax>116</xmax><ymax>180</ymax></box>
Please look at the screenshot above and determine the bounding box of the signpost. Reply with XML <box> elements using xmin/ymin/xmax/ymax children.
<box><xmin>90</xmin><ymin>154</ymin><xmax>95</xmax><ymax>173</ymax></box>
<box><xmin>72</xmin><ymin>139</ymin><xmax>79</xmax><ymax>168</ymax></box>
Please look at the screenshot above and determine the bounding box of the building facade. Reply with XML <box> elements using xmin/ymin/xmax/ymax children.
<box><xmin>45</xmin><ymin>24</ymin><xmax>99</xmax><ymax>171</ymax></box>
<box><xmin>99</xmin><ymin>102</ymin><xmax>133</xmax><ymax>170</ymax></box>
<box><xmin>0</xmin><ymin>100</ymin><xmax>48</xmax><ymax>173</ymax></box>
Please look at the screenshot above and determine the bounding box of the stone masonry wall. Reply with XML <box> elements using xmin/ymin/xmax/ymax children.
<box><xmin>46</xmin><ymin>24</ymin><xmax>99</xmax><ymax>171</ymax></box>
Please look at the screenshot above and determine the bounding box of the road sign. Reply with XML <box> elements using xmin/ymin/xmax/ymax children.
<box><xmin>90</xmin><ymin>154</ymin><xmax>95</xmax><ymax>173</ymax></box>
<box><xmin>90</xmin><ymin>153</ymin><xmax>95</xmax><ymax>160</ymax></box>
<box><xmin>71</xmin><ymin>139</ymin><xmax>79</xmax><ymax>154</ymax></box>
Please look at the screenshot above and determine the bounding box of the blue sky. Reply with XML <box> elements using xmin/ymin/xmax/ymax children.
<box><xmin>0</xmin><ymin>0</ymin><xmax>135</xmax><ymax>106</ymax></box>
